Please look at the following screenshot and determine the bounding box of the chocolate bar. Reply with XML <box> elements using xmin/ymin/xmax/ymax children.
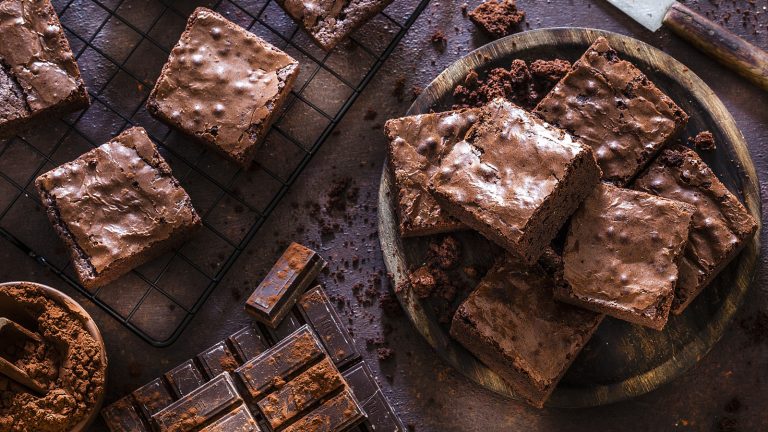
<box><xmin>298</xmin><ymin>285</ymin><xmax>360</xmax><ymax>367</ymax></box>
<box><xmin>343</xmin><ymin>363</ymin><xmax>406</xmax><ymax>432</ymax></box>
<box><xmin>197</xmin><ymin>341</ymin><xmax>239</xmax><ymax>379</ymax></box>
<box><xmin>152</xmin><ymin>373</ymin><xmax>242</xmax><ymax>432</ymax></box>
<box><xmin>100</xmin><ymin>397</ymin><xmax>149</xmax><ymax>432</ymax></box>
<box><xmin>164</xmin><ymin>360</ymin><xmax>206</xmax><ymax>398</ymax></box>
<box><xmin>268</xmin><ymin>310</ymin><xmax>303</xmax><ymax>342</ymax></box>
<box><xmin>245</xmin><ymin>242</ymin><xmax>326</xmax><ymax>327</ymax></box>
<box><xmin>257</xmin><ymin>357</ymin><xmax>344</xmax><ymax>429</ymax></box>
<box><xmin>132</xmin><ymin>378</ymin><xmax>174</xmax><ymax>419</ymax></box>
<box><xmin>228</xmin><ymin>326</ymin><xmax>268</xmax><ymax>362</ymax></box>
<box><xmin>282</xmin><ymin>387</ymin><xmax>366</xmax><ymax>432</ymax></box>
<box><xmin>235</xmin><ymin>325</ymin><xmax>324</xmax><ymax>399</ymax></box>
<box><xmin>199</xmin><ymin>404</ymin><xmax>261</xmax><ymax>432</ymax></box>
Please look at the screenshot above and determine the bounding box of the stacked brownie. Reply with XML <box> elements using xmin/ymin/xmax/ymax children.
<box><xmin>385</xmin><ymin>37</ymin><xmax>757</xmax><ymax>407</ymax></box>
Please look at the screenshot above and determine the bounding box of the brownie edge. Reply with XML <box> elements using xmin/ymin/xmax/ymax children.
<box><xmin>35</xmin><ymin>127</ymin><xmax>201</xmax><ymax>289</ymax></box>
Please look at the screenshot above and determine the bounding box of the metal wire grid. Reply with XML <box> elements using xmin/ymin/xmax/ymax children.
<box><xmin>0</xmin><ymin>0</ymin><xmax>429</xmax><ymax>346</ymax></box>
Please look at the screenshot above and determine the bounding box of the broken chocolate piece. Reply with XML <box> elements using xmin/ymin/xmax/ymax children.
<box><xmin>235</xmin><ymin>325</ymin><xmax>324</xmax><ymax>399</ymax></box>
<box><xmin>257</xmin><ymin>357</ymin><xmax>344</xmax><ymax>429</ymax></box>
<box><xmin>152</xmin><ymin>373</ymin><xmax>242</xmax><ymax>432</ymax></box>
<box><xmin>101</xmin><ymin>396</ymin><xmax>149</xmax><ymax>432</ymax></box>
<box><xmin>298</xmin><ymin>285</ymin><xmax>360</xmax><ymax>367</ymax></box>
<box><xmin>245</xmin><ymin>242</ymin><xmax>326</xmax><ymax>327</ymax></box>
<box><xmin>343</xmin><ymin>363</ymin><xmax>405</xmax><ymax>432</ymax></box>
<box><xmin>164</xmin><ymin>360</ymin><xmax>206</xmax><ymax>399</ymax></box>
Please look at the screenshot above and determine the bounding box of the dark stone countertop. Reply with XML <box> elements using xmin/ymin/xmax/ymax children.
<box><xmin>2</xmin><ymin>1</ymin><xmax>767</xmax><ymax>431</ymax></box>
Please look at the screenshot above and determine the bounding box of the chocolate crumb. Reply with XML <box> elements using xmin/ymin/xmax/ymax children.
<box><xmin>377</xmin><ymin>347</ymin><xmax>394</xmax><ymax>361</ymax></box>
<box><xmin>430</xmin><ymin>30</ymin><xmax>447</xmax><ymax>52</ymax></box>
<box><xmin>689</xmin><ymin>130</ymin><xmax>716</xmax><ymax>151</ymax></box>
<box><xmin>469</xmin><ymin>0</ymin><xmax>525</xmax><ymax>39</ymax></box>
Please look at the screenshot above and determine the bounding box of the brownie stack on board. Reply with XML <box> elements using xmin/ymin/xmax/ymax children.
<box><xmin>384</xmin><ymin>37</ymin><xmax>757</xmax><ymax>408</ymax></box>
<box><xmin>102</xmin><ymin>243</ymin><xmax>406</xmax><ymax>432</ymax></box>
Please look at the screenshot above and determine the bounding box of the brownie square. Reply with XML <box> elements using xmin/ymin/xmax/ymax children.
<box><xmin>534</xmin><ymin>37</ymin><xmax>688</xmax><ymax>186</ymax></box>
<box><xmin>559</xmin><ymin>183</ymin><xmax>695</xmax><ymax>330</ymax></box>
<box><xmin>276</xmin><ymin>0</ymin><xmax>394</xmax><ymax>51</ymax></box>
<box><xmin>384</xmin><ymin>109</ymin><xmax>479</xmax><ymax>237</ymax></box>
<box><xmin>451</xmin><ymin>254</ymin><xmax>603</xmax><ymax>408</ymax></box>
<box><xmin>35</xmin><ymin>127</ymin><xmax>201</xmax><ymax>289</ymax></box>
<box><xmin>0</xmin><ymin>0</ymin><xmax>89</xmax><ymax>138</ymax></box>
<box><xmin>633</xmin><ymin>145</ymin><xmax>758</xmax><ymax>314</ymax></box>
<box><xmin>147</xmin><ymin>8</ymin><xmax>300</xmax><ymax>167</ymax></box>
<box><xmin>428</xmin><ymin>98</ymin><xmax>601</xmax><ymax>264</ymax></box>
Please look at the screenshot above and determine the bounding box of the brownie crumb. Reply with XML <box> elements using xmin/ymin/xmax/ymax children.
<box><xmin>363</xmin><ymin>108</ymin><xmax>378</xmax><ymax>121</ymax></box>
<box><xmin>469</xmin><ymin>0</ymin><xmax>525</xmax><ymax>39</ymax></box>
<box><xmin>377</xmin><ymin>347</ymin><xmax>394</xmax><ymax>361</ymax></box>
<box><xmin>430</xmin><ymin>30</ymin><xmax>447</xmax><ymax>52</ymax></box>
<box><xmin>409</xmin><ymin>266</ymin><xmax>436</xmax><ymax>298</ymax></box>
<box><xmin>453</xmin><ymin>58</ymin><xmax>570</xmax><ymax>110</ymax></box>
<box><xmin>393</xmin><ymin>76</ymin><xmax>406</xmax><ymax>101</ymax></box>
<box><xmin>426</xmin><ymin>236</ymin><xmax>461</xmax><ymax>270</ymax></box>
<box><xmin>689</xmin><ymin>130</ymin><xmax>716</xmax><ymax>151</ymax></box>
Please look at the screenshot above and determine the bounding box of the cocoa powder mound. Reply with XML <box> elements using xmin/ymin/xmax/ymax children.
<box><xmin>0</xmin><ymin>283</ymin><xmax>105</xmax><ymax>432</ymax></box>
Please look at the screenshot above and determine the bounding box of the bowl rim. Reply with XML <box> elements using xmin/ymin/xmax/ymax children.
<box><xmin>0</xmin><ymin>281</ymin><xmax>108</xmax><ymax>431</ymax></box>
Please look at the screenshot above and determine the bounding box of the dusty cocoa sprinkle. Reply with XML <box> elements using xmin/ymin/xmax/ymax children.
<box><xmin>689</xmin><ymin>130</ymin><xmax>716</xmax><ymax>151</ymax></box>
<box><xmin>0</xmin><ymin>283</ymin><xmax>105</xmax><ymax>432</ymax></box>
<box><xmin>468</xmin><ymin>0</ymin><xmax>525</xmax><ymax>39</ymax></box>
<box><xmin>453</xmin><ymin>58</ymin><xmax>571</xmax><ymax>110</ymax></box>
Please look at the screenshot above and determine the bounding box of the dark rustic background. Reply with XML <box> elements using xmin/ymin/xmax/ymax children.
<box><xmin>1</xmin><ymin>0</ymin><xmax>767</xmax><ymax>431</ymax></box>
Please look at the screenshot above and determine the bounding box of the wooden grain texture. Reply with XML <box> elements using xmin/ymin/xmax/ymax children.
<box><xmin>663</xmin><ymin>2</ymin><xmax>768</xmax><ymax>91</ymax></box>
<box><xmin>378</xmin><ymin>28</ymin><xmax>762</xmax><ymax>408</ymax></box>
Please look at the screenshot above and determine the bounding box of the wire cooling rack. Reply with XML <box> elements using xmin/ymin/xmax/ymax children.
<box><xmin>0</xmin><ymin>0</ymin><xmax>429</xmax><ymax>347</ymax></box>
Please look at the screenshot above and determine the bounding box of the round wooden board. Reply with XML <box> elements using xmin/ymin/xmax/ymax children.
<box><xmin>377</xmin><ymin>28</ymin><xmax>762</xmax><ymax>408</ymax></box>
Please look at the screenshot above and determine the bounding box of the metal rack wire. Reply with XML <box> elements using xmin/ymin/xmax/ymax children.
<box><xmin>0</xmin><ymin>0</ymin><xmax>430</xmax><ymax>346</ymax></box>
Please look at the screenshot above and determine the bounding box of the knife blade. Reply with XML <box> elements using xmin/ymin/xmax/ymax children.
<box><xmin>605</xmin><ymin>0</ymin><xmax>768</xmax><ymax>91</ymax></box>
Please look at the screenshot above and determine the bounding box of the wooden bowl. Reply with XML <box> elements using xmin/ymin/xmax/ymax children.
<box><xmin>378</xmin><ymin>28</ymin><xmax>761</xmax><ymax>407</ymax></box>
<box><xmin>0</xmin><ymin>281</ymin><xmax>108</xmax><ymax>431</ymax></box>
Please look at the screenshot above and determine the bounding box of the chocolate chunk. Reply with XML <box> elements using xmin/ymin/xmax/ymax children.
<box><xmin>0</xmin><ymin>0</ymin><xmax>89</xmax><ymax>138</ymax></box>
<box><xmin>428</xmin><ymin>98</ymin><xmax>601</xmax><ymax>264</ymax></box>
<box><xmin>257</xmin><ymin>357</ymin><xmax>344</xmax><ymax>429</ymax></box>
<box><xmin>384</xmin><ymin>109</ymin><xmax>478</xmax><ymax>237</ymax></box>
<box><xmin>451</xmin><ymin>254</ymin><xmax>603</xmax><ymax>408</ymax></box>
<box><xmin>275</xmin><ymin>0</ymin><xmax>394</xmax><ymax>51</ymax></box>
<box><xmin>34</xmin><ymin>127</ymin><xmax>201</xmax><ymax>290</ymax></box>
<box><xmin>132</xmin><ymin>378</ymin><xmax>175</xmax><ymax>419</ymax></box>
<box><xmin>535</xmin><ymin>37</ymin><xmax>688</xmax><ymax>185</ymax></box>
<box><xmin>147</xmin><ymin>8</ymin><xmax>299</xmax><ymax>167</ymax></box>
<box><xmin>361</xmin><ymin>391</ymin><xmax>406</xmax><ymax>432</ymax></box>
<box><xmin>228</xmin><ymin>326</ymin><xmax>268</xmax><ymax>362</ymax></box>
<box><xmin>633</xmin><ymin>145</ymin><xmax>757</xmax><ymax>313</ymax></box>
<box><xmin>152</xmin><ymin>373</ymin><xmax>242</xmax><ymax>432</ymax></box>
<box><xmin>298</xmin><ymin>286</ymin><xmax>360</xmax><ymax>367</ymax></box>
<box><xmin>101</xmin><ymin>396</ymin><xmax>149</xmax><ymax>432</ymax></box>
<box><xmin>282</xmin><ymin>387</ymin><xmax>366</xmax><ymax>432</ymax></box>
<box><xmin>235</xmin><ymin>325</ymin><xmax>325</xmax><ymax>399</ymax></box>
<box><xmin>164</xmin><ymin>360</ymin><xmax>206</xmax><ymax>398</ymax></box>
<box><xmin>559</xmin><ymin>183</ymin><xmax>696</xmax><ymax>330</ymax></box>
<box><xmin>246</xmin><ymin>242</ymin><xmax>326</xmax><ymax>327</ymax></box>
<box><xmin>199</xmin><ymin>404</ymin><xmax>260</xmax><ymax>432</ymax></box>
<box><xmin>197</xmin><ymin>341</ymin><xmax>240</xmax><ymax>379</ymax></box>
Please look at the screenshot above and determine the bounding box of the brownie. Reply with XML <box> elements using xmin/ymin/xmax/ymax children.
<box><xmin>633</xmin><ymin>145</ymin><xmax>758</xmax><ymax>314</ymax></box>
<box><xmin>0</xmin><ymin>0</ymin><xmax>89</xmax><ymax>138</ymax></box>
<box><xmin>534</xmin><ymin>37</ymin><xmax>688</xmax><ymax>186</ymax></box>
<box><xmin>147</xmin><ymin>8</ymin><xmax>299</xmax><ymax>167</ymax></box>
<box><xmin>384</xmin><ymin>109</ymin><xmax>479</xmax><ymax>237</ymax></box>
<box><xmin>35</xmin><ymin>127</ymin><xmax>201</xmax><ymax>290</ymax></box>
<box><xmin>559</xmin><ymin>183</ymin><xmax>696</xmax><ymax>330</ymax></box>
<box><xmin>468</xmin><ymin>0</ymin><xmax>525</xmax><ymax>39</ymax></box>
<box><xmin>428</xmin><ymin>98</ymin><xmax>601</xmax><ymax>264</ymax></box>
<box><xmin>276</xmin><ymin>0</ymin><xmax>394</xmax><ymax>51</ymax></box>
<box><xmin>450</xmin><ymin>254</ymin><xmax>603</xmax><ymax>408</ymax></box>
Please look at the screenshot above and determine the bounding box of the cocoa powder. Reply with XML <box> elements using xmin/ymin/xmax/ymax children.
<box><xmin>0</xmin><ymin>283</ymin><xmax>105</xmax><ymax>432</ymax></box>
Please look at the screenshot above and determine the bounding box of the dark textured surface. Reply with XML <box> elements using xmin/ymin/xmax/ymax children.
<box><xmin>1</xmin><ymin>1</ymin><xmax>767</xmax><ymax>431</ymax></box>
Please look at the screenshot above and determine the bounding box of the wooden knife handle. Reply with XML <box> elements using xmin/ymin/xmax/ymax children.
<box><xmin>663</xmin><ymin>2</ymin><xmax>768</xmax><ymax>90</ymax></box>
